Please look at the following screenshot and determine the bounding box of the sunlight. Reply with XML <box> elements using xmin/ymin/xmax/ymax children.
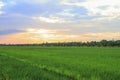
<box><xmin>27</xmin><ymin>28</ymin><xmax>49</xmax><ymax>34</ymax></box>
<box><xmin>27</xmin><ymin>28</ymin><xmax>36</xmax><ymax>32</ymax></box>
<box><xmin>26</xmin><ymin>28</ymin><xmax>53</xmax><ymax>39</ymax></box>
<box><xmin>42</xmin><ymin>34</ymin><xmax>55</xmax><ymax>38</ymax></box>
<box><xmin>36</xmin><ymin>29</ymin><xmax>49</xmax><ymax>34</ymax></box>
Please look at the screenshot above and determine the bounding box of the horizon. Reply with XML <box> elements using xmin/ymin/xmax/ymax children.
<box><xmin>0</xmin><ymin>39</ymin><xmax>119</xmax><ymax>45</ymax></box>
<box><xmin>0</xmin><ymin>0</ymin><xmax>120</xmax><ymax>44</ymax></box>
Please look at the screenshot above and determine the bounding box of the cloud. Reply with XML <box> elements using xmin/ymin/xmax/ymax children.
<box><xmin>26</xmin><ymin>0</ymin><xmax>51</xmax><ymax>3</ymax></box>
<box><xmin>0</xmin><ymin>1</ymin><xmax>5</xmax><ymax>14</ymax></box>
<box><xmin>7</xmin><ymin>0</ymin><xmax>57</xmax><ymax>4</ymax></box>
<box><xmin>0</xmin><ymin>1</ymin><xmax>4</xmax><ymax>8</ymax></box>
<box><xmin>0</xmin><ymin>29</ymin><xmax>25</xmax><ymax>35</ymax></box>
<box><xmin>83</xmin><ymin>32</ymin><xmax>120</xmax><ymax>38</ymax></box>
<box><xmin>57</xmin><ymin>9</ymin><xmax>76</xmax><ymax>17</ymax></box>
<box><xmin>0</xmin><ymin>28</ymin><xmax>120</xmax><ymax>44</ymax></box>
<box><xmin>32</xmin><ymin>16</ymin><xmax>72</xmax><ymax>23</ymax></box>
<box><xmin>0</xmin><ymin>11</ymin><xmax>3</xmax><ymax>14</ymax></box>
<box><xmin>61</xmin><ymin>0</ymin><xmax>84</xmax><ymax>4</ymax></box>
<box><xmin>63</xmin><ymin>0</ymin><xmax>120</xmax><ymax>21</ymax></box>
<box><xmin>0</xmin><ymin>0</ymin><xmax>120</xmax><ymax>44</ymax></box>
<box><xmin>0</xmin><ymin>13</ymin><xmax>37</xmax><ymax>30</ymax></box>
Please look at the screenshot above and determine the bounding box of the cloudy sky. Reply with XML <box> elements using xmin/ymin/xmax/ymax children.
<box><xmin>0</xmin><ymin>0</ymin><xmax>120</xmax><ymax>44</ymax></box>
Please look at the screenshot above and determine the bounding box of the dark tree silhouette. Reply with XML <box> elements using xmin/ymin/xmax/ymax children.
<box><xmin>0</xmin><ymin>40</ymin><xmax>120</xmax><ymax>47</ymax></box>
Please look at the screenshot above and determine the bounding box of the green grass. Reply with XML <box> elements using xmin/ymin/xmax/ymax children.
<box><xmin>0</xmin><ymin>46</ymin><xmax>120</xmax><ymax>80</ymax></box>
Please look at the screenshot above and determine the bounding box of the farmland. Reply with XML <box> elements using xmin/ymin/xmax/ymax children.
<box><xmin>0</xmin><ymin>46</ymin><xmax>120</xmax><ymax>80</ymax></box>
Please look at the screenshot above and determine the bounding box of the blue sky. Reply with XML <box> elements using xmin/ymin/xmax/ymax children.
<box><xmin>0</xmin><ymin>0</ymin><xmax>120</xmax><ymax>43</ymax></box>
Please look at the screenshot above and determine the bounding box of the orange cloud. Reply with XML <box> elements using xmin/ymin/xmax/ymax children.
<box><xmin>0</xmin><ymin>28</ymin><xmax>120</xmax><ymax>44</ymax></box>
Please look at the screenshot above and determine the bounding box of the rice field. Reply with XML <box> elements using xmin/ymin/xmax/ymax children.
<box><xmin>0</xmin><ymin>46</ymin><xmax>120</xmax><ymax>80</ymax></box>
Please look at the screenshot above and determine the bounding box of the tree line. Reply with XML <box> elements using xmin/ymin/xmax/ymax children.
<box><xmin>0</xmin><ymin>40</ymin><xmax>120</xmax><ymax>47</ymax></box>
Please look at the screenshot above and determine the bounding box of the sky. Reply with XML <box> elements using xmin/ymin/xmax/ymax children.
<box><xmin>0</xmin><ymin>0</ymin><xmax>120</xmax><ymax>44</ymax></box>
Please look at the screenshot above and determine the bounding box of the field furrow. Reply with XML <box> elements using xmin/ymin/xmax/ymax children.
<box><xmin>0</xmin><ymin>54</ymin><xmax>73</xmax><ymax>80</ymax></box>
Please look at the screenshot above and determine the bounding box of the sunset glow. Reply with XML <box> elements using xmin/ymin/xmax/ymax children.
<box><xmin>0</xmin><ymin>0</ymin><xmax>120</xmax><ymax>44</ymax></box>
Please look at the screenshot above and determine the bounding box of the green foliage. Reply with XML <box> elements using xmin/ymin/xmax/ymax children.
<box><xmin>0</xmin><ymin>47</ymin><xmax>120</xmax><ymax>80</ymax></box>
